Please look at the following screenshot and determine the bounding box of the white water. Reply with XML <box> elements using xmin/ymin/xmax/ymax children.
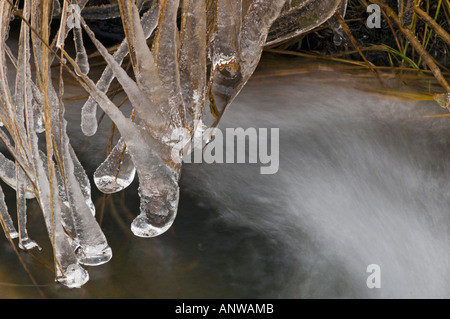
<box><xmin>181</xmin><ymin>58</ymin><xmax>450</xmax><ymax>298</ymax></box>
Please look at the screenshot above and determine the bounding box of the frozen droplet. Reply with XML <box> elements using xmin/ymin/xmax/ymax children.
<box><xmin>131</xmin><ymin>205</ymin><xmax>177</xmax><ymax>238</ymax></box>
<box><xmin>333</xmin><ymin>32</ymin><xmax>344</xmax><ymax>46</ymax></box>
<box><xmin>56</xmin><ymin>263</ymin><xmax>89</xmax><ymax>288</ymax></box>
<box><xmin>94</xmin><ymin>138</ymin><xmax>136</xmax><ymax>194</ymax></box>
<box><xmin>81</xmin><ymin>99</ymin><xmax>98</xmax><ymax>137</ymax></box>
<box><xmin>332</xmin><ymin>27</ymin><xmax>347</xmax><ymax>47</ymax></box>
<box><xmin>18</xmin><ymin>238</ymin><xmax>41</xmax><ymax>251</ymax></box>
<box><xmin>76</xmin><ymin>245</ymin><xmax>113</xmax><ymax>266</ymax></box>
<box><xmin>328</xmin><ymin>15</ymin><xmax>347</xmax><ymax>47</ymax></box>
<box><xmin>434</xmin><ymin>93</ymin><xmax>450</xmax><ymax>109</ymax></box>
<box><xmin>131</xmin><ymin>179</ymin><xmax>180</xmax><ymax>238</ymax></box>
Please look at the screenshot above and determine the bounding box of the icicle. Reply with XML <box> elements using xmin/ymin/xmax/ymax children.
<box><xmin>80</xmin><ymin>100</ymin><xmax>98</xmax><ymax>137</ymax></box>
<box><xmin>152</xmin><ymin>0</ymin><xmax>185</xmax><ymax>128</ymax></box>
<box><xmin>48</xmin><ymin>162</ymin><xmax>89</xmax><ymax>288</ymax></box>
<box><xmin>13</xmin><ymin>0</ymin><xmax>37</xmax><ymax>180</ymax></box>
<box><xmin>51</xmin><ymin>170</ymin><xmax>89</xmax><ymax>288</ymax></box>
<box><xmin>23</xmin><ymin>78</ymin><xmax>87</xmax><ymax>288</ymax></box>
<box><xmin>16</xmin><ymin>165</ymin><xmax>40</xmax><ymax>250</ymax></box>
<box><xmin>80</xmin><ymin>0</ymin><xmax>288</xmax><ymax>239</ymax></box>
<box><xmin>203</xmin><ymin>0</ymin><xmax>243</xmax><ymax>128</ymax></box>
<box><xmin>0</xmin><ymin>184</ymin><xmax>19</xmax><ymax>239</ymax></box>
<box><xmin>204</xmin><ymin>0</ymin><xmax>287</xmax><ymax>129</ymax></box>
<box><xmin>69</xmin><ymin>146</ymin><xmax>96</xmax><ymax>216</ymax></box>
<box><xmin>51</xmin><ymin>171</ymin><xmax>89</xmax><ymax>288</ymax></box>
<box><xmin>179</xmin><ymin>0</ymin><xmax>207</xmax><ymax>125</ymax></box>
<box><xmin>239</xmin><ymin>0</ymin><xmax>291</xmax><ymax>78</ymax></box>
<box><xmin>212</xmin><ymin>0</ymin><xmax>242</xmax><ymax>69</ymax></box>
<box><xmin>29</xmin><ymin>52</ymin><xmax>45</xmax><ymax>135</ymax></box>
<box><xmin>65</xmin><ymin>55</ymin><xmax>182</xmax><ymax>238</ymax></box>
<box><xmin>81</xmin><ymin>3</ymin><xmax>159</xmax><ymax>137</ymax></box>
<box><xmin>24</xmin><ymin>44</ymin><xmax>91</xmax><ymax>285</ymax></box>
<box><xmin>94</xmin><ymin>138</ymin><xmax>136</xmax><ymax>194</ymax></box>
<box><xmin>0</xmin><ymin>0</ymin><xmax>98</xmax><ymax>288</ymax></box>
<box><xmin>81</xmin><ymin>16</ymin><xmax>169</xmax><ymax>135</ymax></box>
<box><xmin>47</xmin><ymin>82</ymin><xmax>112</xmax><ymax>266</ymax></box>
<box><xmin>0</xmin><ymin>2</ymin><xmax>14</xmax><ymax>116</ymax></box>
<box><xmin>73</xmin><ymin>62</ymin><xmax>181</xmax><ymax>238</ymax></box>
<box><xmin>131</xmin><ymin>178</ymin><xmax>180</xmax><ymax>238</ymax></box>
<box><xmin>49</xmin><ymin>169</ymin><xmax>89</xmax><ymax>289</ymax></box>
<box><xmin>73</xmin><ymin>26</ymin><xmax>90</xmax><ymax>76</ymax></box>
<box><xmin>45</xmin><ymin>150</ymin><xmax>79</xmax><ymax>250</ymax></box>
<box><xmin>119</xmin><ymin>1</ymin><xmax>174</xmax><ymax>132</ymax></box>
<box><xmin>124</xmin><ymin>129</ymin><xmax>181</xmax><ymax>238</ymax></box>
<box><xmin>78</xmin><ymin>21</ymin><xmax>183</xmax><ymax>237</ymax></box>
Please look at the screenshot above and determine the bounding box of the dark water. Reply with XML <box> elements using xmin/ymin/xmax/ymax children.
<box><xmin>1</xmin><ymin>55</ymin><xmax>450</xmax><ymax>298</ymax></box>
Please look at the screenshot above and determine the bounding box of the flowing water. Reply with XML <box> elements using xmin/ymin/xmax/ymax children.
<box><xmin>1</xmin><ymin>54</ymin><xmax>450</xmax><ymax>298</ymax></box>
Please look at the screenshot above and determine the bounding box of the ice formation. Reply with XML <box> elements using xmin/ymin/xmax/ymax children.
<box><xmin>0</xmin><ymin>0</ymin><xmax>346</xmax><ymax>287</ymax></box>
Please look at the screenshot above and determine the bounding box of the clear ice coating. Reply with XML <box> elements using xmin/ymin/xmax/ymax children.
<box><xmin>435</xmin><ymin>93</ymin><xmax>450</xmax><ymax>109</ymax></box>
<box><xmin>73</xmin><ymin>26</ymin><xmax>90</xmax><ymax>76</ymax></box>
<box><xmin>264</xmin><ymin>0</ymin><xmax>345</xmax><ymax>47</ymax></box>
<box><xmin>56</xmin><ymin>263</ymin><xmax>89</xmax><ymax>289</ymax></box>
<box><xmin>80</xmin><ymin>4</ymin><xmax>159</xmax><ymax>137</ymax></box>
<box><xmin>94</xmin><ymin>138</ymin><xmax>136</xmax><ymax>194</ymax></box>
<box><xmin>0</xmin><ymin>0</ymin><xmax>348</xmax><ymax>287</ymax></box>
<box><xmin>17</xmin><ymin>166</ymin><xmax>40</xmax><ymax>250</ymax></box>
<box><xmin>0</xmin><ymin>185</ymin><xmax>19</xmax><ymax>239</ymax></box>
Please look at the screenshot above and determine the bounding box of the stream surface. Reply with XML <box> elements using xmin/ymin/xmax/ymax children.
<box><xmin>1</xmin><ymin>54</ymin><xmax>449</xmax><ymax>298</ymax></box>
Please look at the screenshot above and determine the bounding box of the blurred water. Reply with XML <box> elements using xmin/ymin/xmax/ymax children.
<box><xmin>1</xmin><ymin>55</ymin><xmax>450</xmax><ymax>298</ymax></box>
